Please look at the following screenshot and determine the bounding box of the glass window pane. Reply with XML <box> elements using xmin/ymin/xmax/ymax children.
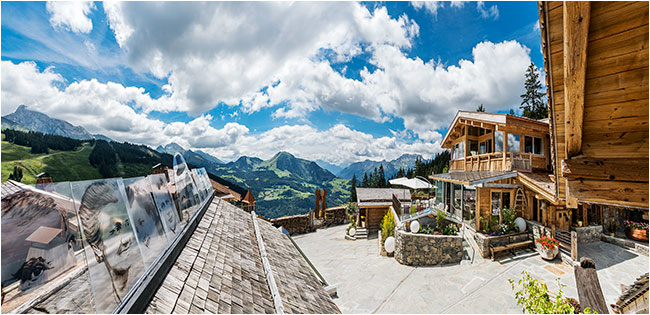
<box><xmin>479</xmin><ymin>142</ymin><xmax>486</xmax><ymax>154</ymax></box>
<box><xmin>502</xmin><ymin>192</ymin><xmax>511</xmax><ymax>210</ymax></box>
<box><xmin>495</xmin><ymin>132</ymin><xmax>504</xmax><ymax>152</ymax></box>
<box><xmin>524</xmin><ymin>136</ymin><xmax>533</xmax><ymax>153</ymax></box>
<box><xmin>508</xmin><ymin>134</ymin><xmax>521</xmax><ymax>152</ymax></box>
<box><xmin>469</xmin><ymin>140</ymin><xmax>479</xmax><ymax>155</ymax></box>
<box><xmin>487</xmin><ymin>139</ymin><xmax>493</xmax><ymax>153</ymax></box>
<box><xmin>534</xmin><ymin>137</ymin><xmax>543</xmax><ymax>155</ymax></box>
<box><xmin>459</xmin><ymin>141</ymin><xmax>465</xmax><ymax>158</ymax></box>
<box><xmin>148</xmin><ymin>174</ymin><xmax>182</xmax><ymax>238</ymax></box>
<box><xmin>491</xmin><ymin>192</ymin><xmax>501</xmax><ymax>215</ymax></box>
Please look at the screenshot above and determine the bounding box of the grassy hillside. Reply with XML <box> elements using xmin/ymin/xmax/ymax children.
<box><xmin>2</xmin><ymin>141</ymin><xmax>101</xmax><ymax>184</ymax></box>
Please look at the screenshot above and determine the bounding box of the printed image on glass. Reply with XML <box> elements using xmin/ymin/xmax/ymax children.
<box><xmin>1</xmin><ymin>186</ymin><xmax>77</xmax><ymax>292</ymax></box>
<box><xmin>147</xmin><ymin>174</ymin><xmax>182</xmax><ymax>239</ymax></box>
<box><xmin>70</xmin><ymin>178</ymin><xmax>145</xmax><ymax>313</ymax></box>
<box><xmin>199</xmin><ymin>169</ymin><xmax>214</xmax><ymax>195</ymax></box>
<box><xmin>122</xmin><ymin>177</ymin><xmax>168</xmax><ymax>266</ymax></box>
<box><xmin>173</xmin><ymin>153</ymin><xmax>200</xmax><ymax>221</ymax></box>
<box><xmin>191</xmin><ymin>168</ymin><xmax>207</xmax><ymax>201</ymax></box>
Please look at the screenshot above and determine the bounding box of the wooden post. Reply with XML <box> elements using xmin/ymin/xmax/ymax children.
<box><xmin>315</xmin><ymin>190</ymin><xmax>321</xmax><ymax>218</ymax></box>
<box><xmin>574</xmin><ymin>257</ymin><xmax>608</xmax><ymax>314</ymax></box>
<box><xmin>552</xmin><ymin>226</ymin><xmax>555</xmax><ymax>239</ymax></box>
<box><xmin>321</xmin><ymin>189</ymin><xmax>328</xmax><ymax>217</ymax></box>
<box><xmin>571</xmin><ymin>231</ymin><xmax>578</xmax><ymax>261</ymax></box>
<box><xmin>503</xmin><ymin>132</ymin><xmax>508</xmax><ymax>170</ymax></box>
<box><xmin>563</xmin><ymin>1</ymin><xmax>591</xmax><ymax>158</ymax></box>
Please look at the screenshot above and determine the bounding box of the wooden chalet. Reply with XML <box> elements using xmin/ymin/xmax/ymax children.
<box><xmin>430</xmin><ymin>111</ymin><xmax>558</xmax><ymax>230</ymax></box>
<box><xmin>356</xmin><ymin>188</ymin><xmax>411</xmax><ymax>230</ymax></box>
<box><xmin>538</xmin><ymin>1</ymin><xmax>649</xmax><ymax>231</ymax></box>
<box><xmin>430</xmin><ymin>1</ymin><xmax>648</xmax><ymax>243</ymax></box>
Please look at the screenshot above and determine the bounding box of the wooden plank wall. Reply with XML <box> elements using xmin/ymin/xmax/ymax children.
<box><xmin>366</xmin><ymin>207</ymin><xmax>389</xmax><ymax>230</ymax></box>
<box><xmin>544</xmin><ymin>1</ymin><xmax>649</xmax><ymax>207</ymax></box>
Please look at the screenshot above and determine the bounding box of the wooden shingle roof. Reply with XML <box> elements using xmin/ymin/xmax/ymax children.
<box><xmin>145</xmin><ymin>197</ymin><xmax>338</xmax><ymax>314</ymax></box>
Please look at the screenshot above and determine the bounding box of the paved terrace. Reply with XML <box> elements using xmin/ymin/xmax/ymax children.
<box><xmin>293</xmin><ymin>225</ymin><xmax>649</xmax><ymax>314</ymax></box>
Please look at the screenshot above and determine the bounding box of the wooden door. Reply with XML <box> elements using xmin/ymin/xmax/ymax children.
<box><xmin>556</xmin><ymin>209</ymin><xmax>571</xmax><ymax>231</ymax></box>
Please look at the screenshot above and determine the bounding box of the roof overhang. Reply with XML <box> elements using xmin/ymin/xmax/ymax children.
<box><xmin>429</xmin><ymin>171</ymin><xmax>517</xmax><ymax>186</ymax></box>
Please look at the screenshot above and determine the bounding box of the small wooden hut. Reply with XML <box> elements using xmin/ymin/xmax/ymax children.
<box><xmin>356</xmin><ymin>188</ymin><xmax>411</xmax><ymax>230</ymax></box>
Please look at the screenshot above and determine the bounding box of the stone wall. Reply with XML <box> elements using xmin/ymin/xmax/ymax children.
<box><xmin>394</xmin><ymin>230</ymin><xmax>462</xmax><ymax>266</ymax></box>
<box><xmin>601</xmin><ymin>233</ymin><xmax>649</xmax><ymax>257</ymax></box>
<box><xmin>573</xmin><ymin>225</ymin><xmax>603</xmax><ymax>243</ymax></box>
<box><xmin>271</xmin><ymin>213</ymin><xmax>313</xmax><ymax>235</ymax></box>
<box><xmin>324</xmin><ymin>207</ymin><xmax>347</xmax><ymax>226</ymax></box>
<box><xmin>474</xmin><ymin>231</ymin><xmax>532</xmax><ymax>258</ymax></box>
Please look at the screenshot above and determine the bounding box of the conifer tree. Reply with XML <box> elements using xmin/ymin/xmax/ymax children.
<box><xmin>520</xmin><ymin>62</ymin><xmax>547</xmax><ymax>119</ymax></box>
<box><xmin>477</xmin><ymin>104</ymin><xmax>486</xmax><ymax>112</ymax></box>
<box><xmin>350</xmin><ymin>174</ymin><xmax>357</xmax><ymax>202</ymax></box>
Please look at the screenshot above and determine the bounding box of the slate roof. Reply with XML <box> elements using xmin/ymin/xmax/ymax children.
<box><xmin>616</xmin><ymin>273</ymin><xmax>649</xmax><ymax>309</ymax></box>
<box><xmin>145</xmin><ymin>197</ymin><xmax>339</xmax><ymax>314</ymax></box>
<box><xmin>356</xmin><ymin>188</ymin><xmax>411</xmax><ymax>207</ymax></box>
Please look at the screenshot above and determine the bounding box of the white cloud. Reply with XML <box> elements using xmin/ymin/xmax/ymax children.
<box><xmin>203</xmin><ymin>124</ymin><xmax>444</xmax><ymax>165</ymax></box>
<box><xmin>1</xmin><ymin>60</ymin><xmax>444</xmax><ymax>165</ymax></box>
<box><xmin>477</xmin><ymin>1</ymin><xmax>499</xmax><ymax>20</ymax></box>
<box><xmin>46</xmin><ymin>1</ymin><xmax>95</xmax><ymax>33</ymax></box>
<box><xmin>450</xmin><ymin>1</ymin><xmax>466</xmax><ymax>9</ymax></box>
<box><xmin>411</xmin><ymin>1</ymin><xmax>444</xmax><ymax>16</ymax></box>
<box><xmin>103</xmin><ymin>2</ymin><xmax>418</xmax><ymax>115</ymax></box>
<box><xmin>254</xmin><ymin>40</ymin><xmax>531</xmax><ymax>131</ymax></box>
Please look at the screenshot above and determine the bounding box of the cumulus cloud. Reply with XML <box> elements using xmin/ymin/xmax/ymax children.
<box><xmin>1</xmin><ymin>60</ymin><xmax>443</xmax><ymax>165</ymax></box>
<box><xmin>203</xmin><ymin>124</ymin><xmax>444</xmax><ymax>165</ymax></box>
<box><xmin>254</xmin><ymin>40</ymin><xmax>531</xmax><ymax>131</ymax></box>
<box><xmin>46</xmin><ymin>1</ymin><xmax>95</xmax><ymax>33</ymax></box>
<box><xmin>477</xmin><ymin>1</ymin><xmax>499</xmax><ymax>20</ymax></box>
<box><xmin>103</xmin><ymin>2</ymin><xmax>418</xmax><ymax>115</ymax></box>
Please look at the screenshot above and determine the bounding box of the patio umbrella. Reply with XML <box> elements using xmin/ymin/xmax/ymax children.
<box><xmin>389</xmin><ymin>177</ymin><xmax>433</xmax><ymax>190</ymax></box>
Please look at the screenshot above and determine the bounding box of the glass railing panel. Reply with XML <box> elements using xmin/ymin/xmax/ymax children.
<box><xmin>147</xmin><ymin>174</ymin><xmax>182</xmax><ymax>238</ymax></box>
<box><xmin>121</xmin><ymin>177</ymin><xmax>168</xmax><ymax>266</ymax></box>
<box><xmin>70</xmin><ymin>178</ymin><xmax>146</xmax><ymax>313</ymax></box>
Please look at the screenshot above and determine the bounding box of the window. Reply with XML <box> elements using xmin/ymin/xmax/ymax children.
<box><xmin>479</xmin><ymin>139</ymin><xmax>493</xmax><ymax>154</ymax></box>
<box><xmin>491</xmin><ymin>191</ymin><xmax>512</xmax><ymax>217</ymax></box>
<box><xmin>468</xmin><ymin>126</ymin><xmax>480</xmax><ymax>136</ymax></box>
<box><xmin>508</xmin><ymin>134</ymin><xmax>520</xmax><ymax>152</ymax></box>
<box><xmin>479</xmin><ymin>141</ymin><xmax>486</xmax><ymax>154</ymax></box>
<box><xmin>495</xmin><ymin>131</ymin><xmax>504</xmax><ymax>152</ymax></box>
<box><xmin>452</xmin><ymin>142</ymin><xmax>465</xmax><ymax>159</ymax></box>
<box><xmin>469</xmin><ymin>140</ymin><xmax>479</xmax><ymax>155</ymax></box>
<box><xmin>524</xmin><ymin>136</ymin><xmax>543</xmax><ymax>155</ymax></box>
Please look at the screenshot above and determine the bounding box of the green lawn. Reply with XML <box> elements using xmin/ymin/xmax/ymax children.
<box><xmin>1</xmin><ymin>142</ymin><xmax>101</xmax><ymax>184</ymax></box>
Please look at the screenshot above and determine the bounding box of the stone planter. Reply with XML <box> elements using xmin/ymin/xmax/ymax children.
<box><xmin>625</xmin><ymin>228</ymin><xmax>649</xmax><ymax>242</ymax></box>
<box><xmin>536</xmin><ymin>244</ymin><xmax>559</xmax><ymax>260</ymax></box>
<box><xmin>394</xmin><ymin>230</ymin><xmax>462</xmax><ymax>266</ymax></box>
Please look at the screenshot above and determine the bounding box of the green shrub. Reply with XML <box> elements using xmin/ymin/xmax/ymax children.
<box><xmin>502</xmin><ymin>207</ymin><xmax>517</xmax><ymax>233</ymax></box>
<box><xmin>442</xmin><ymin>224</ymin><xmax>458</xmax><ymax>235</ymax></box>
<box><xmin>346</xmin><ymin>202</ymin><xmax>358</xmax><ymax>216</ymax></box>
<box><xmin>419</xmin><ymin>226</ymin><xmax>436</xmax><ymax>235</ymax></box>
<box><xmin>410</xmin><ymin>205</ymin><xmax>417</xmax><ymax>214</ymax></box>
<box><xmin>380</xmin><ymin>211</ymin><xmax>395</xmax><ymax>241</ymax></box>
<box><xmin>509</xmin><ymin>271</ymin><xmax>594</xmax><ymax>314</ymax></box>
<box><xmin>436</xmin><ymin>211</ymin><xmax>446</xmax><ymax>230</ymax></box>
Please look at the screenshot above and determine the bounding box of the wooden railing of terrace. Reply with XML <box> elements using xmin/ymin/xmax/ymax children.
<box><xmin>451</xmin><ymin>152</ymin><xmax>543</xmax><ymax>172</ymax></box>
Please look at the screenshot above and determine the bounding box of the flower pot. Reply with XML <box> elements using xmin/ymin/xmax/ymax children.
<box><xmin>625</xmin><ymin>227</ymin><xmax>649</xmax><ymax>242</ymax></box>
<box><xmin>536</xmin><ymin>244</ymin><xmax>559</xmax><ymax>260</ymax></box>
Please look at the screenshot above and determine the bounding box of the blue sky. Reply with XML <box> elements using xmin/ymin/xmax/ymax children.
<box><xmin>1</xmin><ymin>1</ymin><xmax>544</xmax><ymax>165</ymax></box>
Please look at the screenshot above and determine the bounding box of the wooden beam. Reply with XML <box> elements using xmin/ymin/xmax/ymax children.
<box><xmin>568</xmin><ymin>179</ymin><xmax>649</xmax><ymax>208</ymax></box>
<box><xmin>563</xmin><ymin>1</ymin><xmax>591</xmax><ymax>158</ymax></box>
<box><xmin>561</xmin><ymin>158</ymin><xmax>649</xmax><ymax>182</ymax></box>
<box><xmin>574</xmin><ymin>257</ymin><xmax>608</xmax><ymax>314</ymax></box>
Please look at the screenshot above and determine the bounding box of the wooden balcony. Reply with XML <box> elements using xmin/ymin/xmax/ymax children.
<box><xmin>450</xmin><ymin>152</ymin><xmax>546</xmax><ymax>172</ymax></box>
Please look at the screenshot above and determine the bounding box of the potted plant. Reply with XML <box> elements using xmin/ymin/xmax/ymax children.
<box><xmin>536</xmin><ymin>236</ymin><xmax>559</xmax><ymax>260</ymax></box>
<box><xmin>608</xmin><ymin>220</ymin><xmax>619</xmax><ymax>237</ymax></box>
<box><xmin>623</xmin><ymin>220</ymin><xmax>649</xmax><ymax>241</ymax></box>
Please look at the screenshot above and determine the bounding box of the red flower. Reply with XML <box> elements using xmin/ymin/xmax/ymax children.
<box><xmin>536</xmin><ymin>236</ymin><xmax>559</xmax><ymax>250</ymax></box>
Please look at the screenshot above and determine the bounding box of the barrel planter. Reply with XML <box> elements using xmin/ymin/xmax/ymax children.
<box><xmin>625</xmin><ymin>228</ymin><xmax>649</xmax><ymax>242</ymax></box>
<box><xmin>536</xmin><ymin>244</ymin><xmax>559</xmax><ymax>260</ymax></box>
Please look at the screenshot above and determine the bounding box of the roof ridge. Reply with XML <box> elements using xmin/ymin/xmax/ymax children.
<box><xmin>251</xmin><ymin>211</ymin><xmax>285</xmax><ymax>314</ymax></box>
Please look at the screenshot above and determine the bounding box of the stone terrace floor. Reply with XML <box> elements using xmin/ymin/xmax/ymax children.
<box><xmin>293</xmin><ymin>225</ymin><xmax>649</xmax><ymax>314</ymax></box>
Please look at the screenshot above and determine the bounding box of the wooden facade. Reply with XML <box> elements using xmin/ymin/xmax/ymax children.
<box><xmin>442</xmin><ymin>111</ymin><xmax>552</xmax><ymax>173</ymax></box>
<box><xmin>539</xmin><ymin>1</ymin><xmax>649</xmax><ymax>210</ymax></box>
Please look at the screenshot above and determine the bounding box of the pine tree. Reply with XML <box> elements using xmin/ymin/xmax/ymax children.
<box><xmin>349</xmin><ymin>174</ymin><xmax>357</xmax><ymax>202</ymax></box>
<box><xmin>378</xmin><ymin>165</ymin><xmax>386</xmax><ymax>188</ymax></box>
<box><xmin>520</xmin><ymin>62</ymin><xmax>547</xmax><ymax>119</ymax></box>
<box><xmin>477</xmin><ymin>104</ymin><xmax>486</xmax><ymax>112</ymax></box>
<box><xmin>8</xmin><ymin>165</ymin><xmax>23</xmax><ymax>182</ymax></box>
<box><xmin>509</xmin><ymin>109</ymin><xmax>515</xmax><ymax>115</ymax></box>
<box><xmin>362</xmin><ymin>172</ymin><xmax>369</xmax><ymax>187</ymax></box>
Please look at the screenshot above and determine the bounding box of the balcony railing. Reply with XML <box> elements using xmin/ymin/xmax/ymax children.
<box><xmin>450</xmin><ymin>152</ymin><xmax>536</xmax><ymax>172</ymax></box>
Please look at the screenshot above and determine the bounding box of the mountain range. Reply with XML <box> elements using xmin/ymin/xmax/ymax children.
<box><xmin>2</xmin><ymin>105</ymin><xmax>94</xmax><ymax>140</ymax></box>
<box><xmin>1</xmin><ymin>106</ymin><xmax>425</xmax><ymax>218</ymax></box>
<box><xmin>337</xmin><ymin>153</ymin><xmax>424</xmax><ymax>179</ymax></box>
